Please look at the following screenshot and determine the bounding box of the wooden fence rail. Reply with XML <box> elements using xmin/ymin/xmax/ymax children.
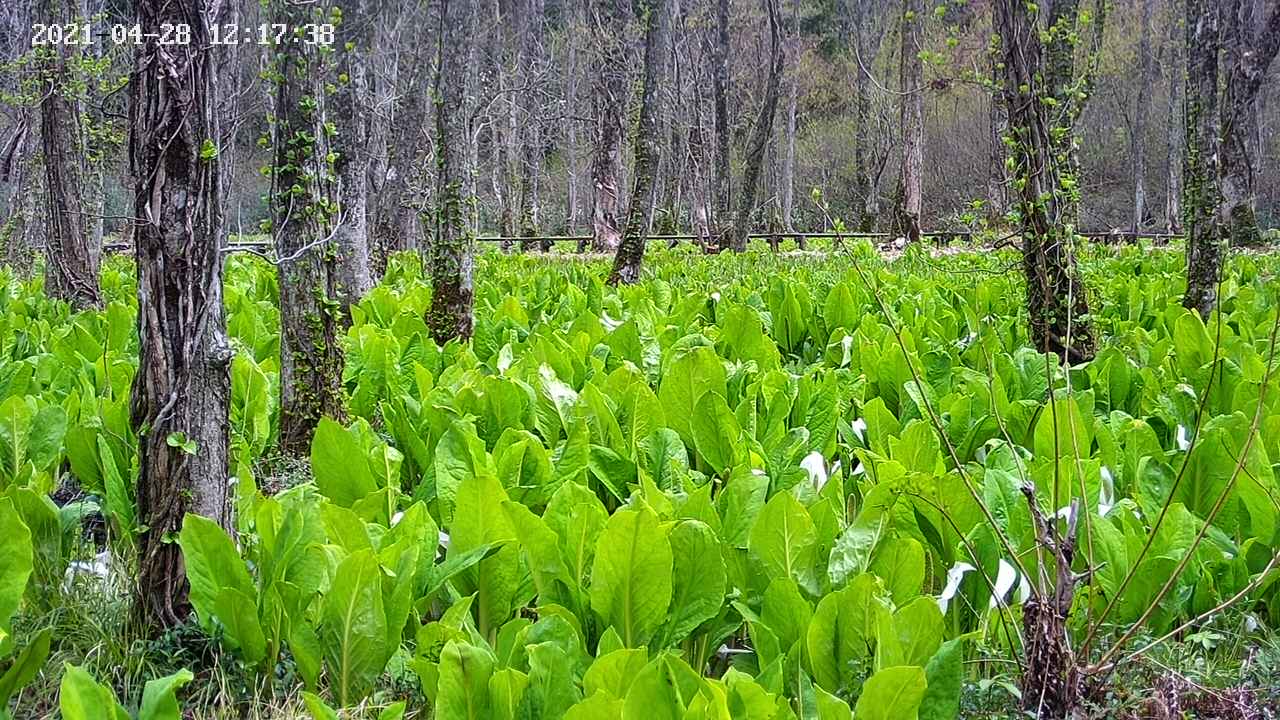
<box><xmin>103</xmin><ymin>230</ymin><xmax>1184</xmax><ymax>255</ymax></box>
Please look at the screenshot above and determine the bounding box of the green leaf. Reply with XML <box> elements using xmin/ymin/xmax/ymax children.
<box><xmin>302</xmin><ymin>691</ymin><xmax>339</xmax><ymax>720</ymax></box>
<box><xmin>659</xmin><ymin>520</ymin><xmax>726</xmax><ymax>647</ymax></box>
<box><xmin>853</xmin><ymin>665</ymin><xmax>927</xmax><ymax>720</ymax></box>
<box><xmin>311</xmin><ymin>418</ymin><xmax>378</xmax><ymax>507</ymax></box>
<box><xmin>658</xmin><ymin>346</ymin><xmax>727</xmax><ymax>449</ymax></box>
<box><xmin>691</xmin><ymin>393</ymin><xmax>742</xmax><ymax>477</ymax></box>
<box><xmin>749</xmin><ymin>491</ymin><xmax>817</xmax><ymax>587</ymax></box>
<box><xmin>320</xmin><ymin>549</ymin><xmax>388</xmax><ymax>707</ymax></box>
<box><xmin>436</xmin><ymin>640</ymin><xmax>496</xmax><ymax>720</ymax></box>
<box><xmin>178</xmin><ymin>514</ymin><xmax>254</xmax><ymax>635</ymax></box>
<box><xmin>564</xmin><ymin>691</ymin><xmax>625</xmax><ymax>720</ymax></box>
<box><xmin>589</xmin><ymin>508</ymin><xmax>673</xmax><ymax>648</ymax></box>
<box><xmin>0</xmin><ymin>627</ymin><xmax>51</xmax><ymax>706</ymax></box>
<box><xmin>807</xmin><ymin>574</ymin><xmax>889</xmax><ymax>692</ymax></box>
<box><xmin>137</xmin><ymin>668</ymin><xmax>194</xmax><ymax>720</ymax></box>
<box><xmin>0</xmin><ymin>499</ymin><xmax>33</xmax><ymax>639</ymax></box>
<box><xmin>58</xmin><ymin>664</ymin><xmax>128</xmax><ymax>720</ymax></box>
<box><xmin>919</xmin><ymin>639</ymin><xmax>963</xmax><ymax>720</ymax></box>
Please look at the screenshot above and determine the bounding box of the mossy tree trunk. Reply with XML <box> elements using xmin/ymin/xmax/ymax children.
<box><xmin>39</xmin><ymin>0</ymin><xmax>101</xmax><ymax>310</ymax></box>
<box><xmin>129</xmin><ymin>0</ymin><xmax>232</xmax><ymax>628</ymax></box>
<box><xmin>895</xmin><ymin>0</ymin><xmax>924</xmax><ymax>244</ymax></box>
<box><xmin>271</xmin><ymin>0</ymin><xmax>346</xmax><ymax>454</ymax></box>
<box><xmin>995</xmin><ymin>0</ymin><xmax>1096</xmax><ymax>368</ymax></box>
<box><xmin>1182</xmin><ymin>0</ymin><xmax>1223</xmax><ymax>318</ymax></box>
<box><xmin>426</xmin><ymin>0</ymin><xmax>477</xmax><ymax>343</ymax></box>
<box><xmin>607</xmin><ymin>0</ymin><xmax>672</xmax><ymax>284</ymax></box>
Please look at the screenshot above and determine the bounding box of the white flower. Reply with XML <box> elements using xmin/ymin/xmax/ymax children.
<box><xmin>710</xmin><ymin>292</ymin><xmax>721</xmax><ymax>303</ymax></box>
<box><xmin>390</xmin><ymin>511</ymin><xmax>405</xmax><ymax>527</ymax></box>
<box><xmin>937</xmin><ymin>562</ymin><xmax>975</xmax><ymax>614</ymax></box>
<box><xmin>63</xmin><ymin>549</ymin><xmax>112</xmax><ymax>591</ymax></box>
<box><xmin>1098</xmin><ymin>467</ymin><xmax>1115</xmax><ymax>516</ymax></box>
<box><xmin>438</xmin><ymin>531</ymin><xmax>451</xmax><ymax>551</ymax></box>
<box><xmin>1175</xmin><ymin>424</ymin><xmax>1191</xmax><ymax>451</ymax></box>
<box><xmin>989</xmin><ymin>559</ymin><xmax>1018</xmax><ymax>609</ymax></box>
<box><xmin>801</xmin><ymin>451</ymin><xmax>828</xmax><ymax>490</ymax></box>
<box><xmin>850</xmin><ymin>417</ymin><xmax>867</xmax><ymax>443</ymax></box>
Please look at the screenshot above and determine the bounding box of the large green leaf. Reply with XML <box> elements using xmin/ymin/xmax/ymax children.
<box><xmin>659</xmin><ymin>520</ymin><xmax>726</xmax><ymax>647</ymax></box>
<box><xmin>436</xmin><ymin>640</ymin><xmax>497</xmax><ymax>720</ymax></box>
<box><xmin>589</xmin><ymin>508</ymin><xmax>673</xmax><ymax>648</ymax></box>
<box><xmin>658</xmin><ymin>346</ymin><xmax>727</xmax><ymax>449</ymax></box>
<box><xmin>853</xmin><ymin>665</ymin><xmax>927</xmax><ymax>720</ymax></box>
<box><xmin>749</xmin><ymin>492</ymin><xmax>817</xmax><ymax>587</ymax></box>
<box><xmin>137</xmin><ymin>668</ymin><xmax>194</xmax><ymax>720</ymax></box>
<box><xmin>310</xmin><ymin>417</ymin><xmax>378</xmax><ymax>507</ymax></box>
<box><xmin>320</xmin><ymin>549</ymin><xmax>388</xmax><ymax>707</ymax></box>
<box><xmin>0</xmin><ymin>499</ymin><xmax>33</xmax><ymax>641</ymax></box>
<box><xmin>178</xmin><ymin>514</ymin><xmax>254</xmax><ymax>635</ymax></box>
<box><xmin>57</xmin><ymin>665</ymin><xmax>128</xmax><ymax>720</ymax></box>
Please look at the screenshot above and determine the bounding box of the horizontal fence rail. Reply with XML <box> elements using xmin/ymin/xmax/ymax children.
<box><xmin>102</xmin><ymin>230</ymin><xmax>1185</xmax><ymax>255</ymax></box>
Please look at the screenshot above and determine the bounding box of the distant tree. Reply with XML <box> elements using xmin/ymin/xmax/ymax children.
<box><xmin>895</xmin><ymin>0</ymin><xmax>923</xmax><ymax>243</ymax></box>
<box><xmin>726</xmin><ymin>0</ymin><xmax>784</xmax><ymax>253</ymax></box>
<box><xmin>330</xmin><ymin>0</ymin><xmax>376</xmax><ymax>303</ymax></box>
<box><xmin>129</xmin><ymin>0</ymin><xmax>232</xmax><ymax>627</ymax></box>
<box><xmin>426</xmin><ymin>0</ymin><xmax>477</xmax><ymax>341</ymax></box>
<box><xmin>270</xmin><ymin>0</ymin><xmax>346</xmax><ymax>454</ymax></box>
<box><xmin>588</xmin><ymin>0</ymin><xmax>630</xmax><ymax>252</ymax></box>
<box><xmin>608</xmin><ymin>0</ymin><xmax>672</xmax><ymax>283</ymax></box>
<box><xmin>38</xmin><ymin>0</ymin><xmax>100</xmax><ymax>309</ymax></box>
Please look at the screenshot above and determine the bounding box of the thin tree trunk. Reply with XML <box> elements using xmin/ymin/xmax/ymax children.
<box><xmin>39</xmin><ymin>0</ymin><xmax>101</xmax><ymax>309</ymax></box>
<box><xmin>607</xmin><ymin>0</ymin><xmax>672</xmax><ymax>284</ymax></box>
<box><xmin>589</xmin><ymin>0</ymin><xmax>629</xmax><ymax>252</ymax></box>
<box><xmin>517</xmin><ymin>0</ymin><xmax>546</xmax><ymax>250</ymax></box>
<box><xmin>711</xmin><ymin>0</ymin><xmax>731</xmax><ymax>241</ymax></box>
<box><xmin>1132</xmin><ymin>0</ymin><xmax>1155</xmax><ymax>232</ymax></box>
<box><xmin>331</xmin><ymin>0</ymin><xmax>376</xmax><ymax>306</ymax></box>
<box><xmin>780</xmin><ymin>0</ymin><xmax>800</xmax><ymax>232</ymax></box>
<box><xmin>896</xmin><ymin>0</ymin><xmax>923</xmax><ymax>243</ymax></box>
<box><xmin>1164</xmin><ymin>13</ymin><xmax>1183</xmax><ymax>234</ymax></box>
<box><xmin>427</xmin><ymin>0</ymin><xmax>476</xmax><ymax>341</ymax></box>
<box><xmin>272</xmin><ymin>0</ymin><xmax>346</xmax><ymax>454</ymax></box>
<box><xmin>1219</xmin><ymin>0</ymin><xmax>1280</xmax><ymax>247</ymax></box>
<box><xmin>728</xmin><ymin>0</ymin><xmax>784</xmax><ymax>252</ymax></box>
<box><xmin>129</xmin><ymin>0</ymin><xmax>232</xmax><ymax>628</ymax></box>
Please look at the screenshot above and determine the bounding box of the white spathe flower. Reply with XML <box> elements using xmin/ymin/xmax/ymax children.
<box><xmin>850</xmin><ymin>417</ymin><xmax>867</xmax><ymax>443</ymax></box>
<box><xmin>438</xmin><ymin>531</ymin><xmax>451</xmax><ymax>551</ymax></box>
<box><xmin>937</xmin><ymin>561</ymin><xmax>975</xmax><ymax>614</ymax></box>
<box><xmin>390</xmin><ymin>511</ymin><xmax>405</xmax><ymax>527</ymax></box>
<box><xmin>801</xmin><ymin>451</ymin><xmax>828</xmax><ymax>490</ymax></box>
<box><xmin>989</xmin><ymin>559</ymin><xmax>1018</xmax><ymax>609</ymax></box>
<box><xmin>63</xmin><ymin>549</ymin><xmax>112</xmax><ymax>592</ymax></box>
<box><xmin>1098</xmin><ymin>466</ymin><xmax>1116</xmax><ymax>517</ymax></box>
<box><xmin>1175</xmin><ymin>424</ymin><xmax>1191</xmax><ymax>451</ymax></box>
<box><xmin>710</xmin><ymin>292</ymin><xmax>721</xmax><ymax>303</ymax></box>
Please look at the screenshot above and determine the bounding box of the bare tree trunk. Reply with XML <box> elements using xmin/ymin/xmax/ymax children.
<box><xmin>895</xmin><ymin>0</ymin><xmax>923</xmax><ymax>243</ymax></box>
<box><xmin>39</xmin><ymin>0</ymin><xmax>101</xmax><ymax>309</ymax></box>
<box><xmin>272</xmin><ymin>0</ymin><xmax>346</xmax><ymax>454</ymax></box>
<box><xmin>711</xmin><ymin>0</ymin><xmax>731</xmax><ymax>241</ymax></box>
<box><xmin>1219</xmin><ymin>0</ymin><xmax>1280</xmax><ymax>247</ymax></box>
<box><xmin>728</xmin><ymin>0</ymin><xmax>784</xmax><ymax>252</ymax></box>
<box><xmin>1132</xmin><ymin>0</ymin><xmax>1155</xmax><ymax>232</ymax></box>
<box><xmin>851</xmin><ymin>0</ymin><xmax>884</xmax><ymax>234</ymax></box>
<box><xmin>589</xmin><ymin>0</ymin><xmax>629</xmax><ymax>252</ymax></box>
<box><xmin>780</xmin><ymin>0</ymin><xmax>800</xmax><ymax>233</ymax></box>
<box><xmin>129</xmin><ymin>0</ymin><xmax>232</xmax><ymax>628</ymax></box>
<box><xmin>1164</xmin><ymin>13</ymin><xmax>1183</xmax><ymax>234</ymax></box>
<box><xmin>0</xmin><ymin>118</ymin><xmax>39</xmax><ymax>275</ymax></box>
<box><xmin>607</xmin><ymin>0</ymin><xmax>671</xmax><ymax>284</ymax></box>
<box><xmin>996</xmin><ymin>0</ymin><xmax>1096</xmax><ymax>366</ymax></box>
<box><xmin>427</xmin><ymin>0</ymin><xmax>476</xmax><ymax>341</ymax></box>
<box><xmin>516</xmin><ymin>0</ymin><xmax>546</xmax><ymax>251</ymax></box>
<box><xmin>331</xmin><ymin>0</ymin><xmax>376</xmax><ymax>306</ymax></box>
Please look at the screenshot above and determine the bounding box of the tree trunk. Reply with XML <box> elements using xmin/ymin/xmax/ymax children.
<box><xmin>588</xmin><ymin>0</ymin><xmax>629</xmax><ymax>253</ymax></box>
<box><xmin>1132</xmin><ymin>0</ymin><xmax>1155</xmax><ymax>232</ymax></box>
<box><xmin>1182</xmin><ymin>0</ymin><xmax>1223</xmax><ymax>318</ymax></box>
<box><xmin>0</xmin><ymin>118</ymin><xmax>39</xmax><ymax>276</ymax></box>
<box><xmin>330</xmin><ymin>0</ymin><xmax>376</xmax><ymax>307</ymax></box>
<box><xmin>129</xmin><ymin>0</ymin><xmax>233</xmax><ymax>628</ymax></box>
<box><xmin>779</xmin><ymin>0</ymin><xmax>800</xmax><ymax>233</ymax></box>
<box><xmin>996</xmin><ymin>0</ymin><xmax>1096</xmax><ymax>368</ymax></box>
<box><xmin>728</xmin><ymin>0</ymin><xmax>784</xmax><ymax>252</ymax></box>
<box><xmin>895</xmin><ymin>0</ymin><xmax>923</xmax><ymax>243</ymax></box>
<box><xmin>516</xmin><ymin>0</ymin><xmax>546</xmax><ymax>251</ymax></box>
<box><xmin>427</xmin><ymin>0</ymin><xmax>476</xmax><ymax>342</ymax></box>
<box><xmin>272</xmin><ymin>0</ymin><xmax>346</xmax><ymax>455</ymax></box>
<box><xmin>1164</xmin><ymin>15</ymin><xmax>1183</xmax><ymax>234</ymax></box>
<box><xmin>607</xmin><ymin>0</ymin><xmax>672</xmax><ymax>284</ymax></box>
<box><xmin>711</xmin><ymin>0</ymin><xmax>731</xmax><ymax>240</ymax></box>
<box><xmin>1219</xmin><ymin>0</ymin><xmax>1280</xmax><ymax>247</ymax></box>
<box><xmin>39</xmin><ymin>0</ymin><xmax>101</xmax><ymax>309</ymax></box>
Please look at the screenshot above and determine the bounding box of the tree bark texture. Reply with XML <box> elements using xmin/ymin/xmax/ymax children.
<box><xmin>39</xmin><ymin>0</ymin><xmax>101</xmax><ymax>309</ymax></box>
<box><xmin>272</xmin><ymin>0</ymin><xmax>346</xmax><ymax>455</ymax></box>
<box><xmin>895</xmin><ymin>0</ymin><xmax>923</xmax><ymax>244</ymax></box>
<box><xmin>128</xmin><ymin>0</ymin><xmax>233</xmax><ymax>628</ymax></box>
<box><xmin>517</xmin><ymin>0</ymin><xmax>547</xmax><ymax>250</ymax></box>
<box><xmin>995</xmin><ymin>0</ymin><xmax>1096</xmax><ymax>370</ymax></box>
<box><xmin>588</xmin><ymin>0</ymin><xmax>629</xmax><ymax>252</ymax></box>
<box><xmin>330</xmin><ymin>0</ymin><xmax>376</xmax><ymax>306</ymax></box>
<box><xmin>1132</xmin><ymin>0</ymin><xmax>1155</xmax><ymax>232</ymax></box>
<box><xmin>1219</xmin><ymin>0</ymin><xmax>1280</xmax><ymax>247</ymax></box>
<box><xmin>1182</xmin><ymin>0</ymin><xmax>1223</xmax><ymax>318</ymax></box>
<box><xmin>711</xmin><ymin>0</ymin><xmax>731</xmax><ymax>236</ymax></box>
<box><xmin>728</xmin><ymin>0</ymin><xmax>784</xmax><ymax>252</ymax></box>
<box><xmin>427</xmin><ymin>0</ymin><xmax>476</xmax><ymax>342</ymax></box>
<box><xmin>607</xmin><ymin>0</ymin><xmax>671</xmax><ymax>284</ymax></box>
<box><xmin>780</xmin><ymin>0</ymin><xmax>800</xmax><ymax>232</ymax></box>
